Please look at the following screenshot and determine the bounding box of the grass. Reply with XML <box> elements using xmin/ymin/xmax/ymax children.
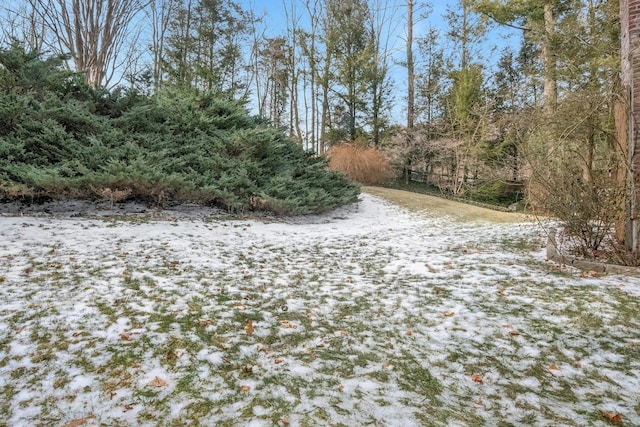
<box><xmin>0</xmin><ymin>190</ymin><xmax>638</xmax><ymax>425</ymax></box>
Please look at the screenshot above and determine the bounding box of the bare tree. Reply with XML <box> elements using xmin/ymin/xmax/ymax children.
<box><xmin>0</xmin><ymin>2</ymin><xmax>47</xmax><ymax>51</ymax></box>
<box><xmin>407</xmin><ymin>0</ymin><xmax>414</xmax><ymax>131</ymax></box>
<box><xmin>147</xmin><ymin>0</ymin><xmax>177</xmax><ymax>92</ymax></box>
<box><xmin>31</xmin><ymin>0</ymin><xmax>148</xmax><ymax>87</ymax></box>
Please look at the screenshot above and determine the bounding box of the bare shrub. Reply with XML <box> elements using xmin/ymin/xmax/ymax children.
<box><xmin>326</xmin><ymin>144</ymin><xmax>393</xmax><ymax>185</ymax></box>
<box><xmin>93</xmin><ymin>186</ymin><xmax>132</xmax><ymax>208</ymax></box>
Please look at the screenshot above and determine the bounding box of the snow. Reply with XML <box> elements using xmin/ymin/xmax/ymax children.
<box><xmin>0</xmin><ymin>193</ymin><xmax>639</xmax><ymax>426</ymax></box>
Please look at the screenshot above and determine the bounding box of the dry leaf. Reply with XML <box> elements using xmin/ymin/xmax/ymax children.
<box><xmin>166</xmin><ymin>350</ymin><xmax>182</xmax><ymax>360</ymax></box>
<box><xmin>509</xmin><ymin>330</ymin><xmax>520</xmax><ymax>336</ymax></box>
<box><xmin>405</xmin><ymin>330</ymin><xmax>413</xmax><ymax>336</ymax></box>
<box><xmin>338</xmin><ymin>385</ymin><xmax>345</xmax><ymax>392</ymax></box>
<box><xmin>65</xmin><ymin>418</ymin><xmax>88</xmax><ymax>427</ymax></box>
<box><xmin>474</xmin><ymin>398</ymin><xmax>482</xmax><ymax>405</ymax></box>
<box><xmin>197</xmin><ymin>319</ymin><xmax>213</xmax><ymax>326</ymax></box>
<box><xmin>149</xmin><ymin>376</ymin><xmax>168</xmax><ymax>387</ymax></box>
<box><xmin>241</xmin><ymin>385</ymin><xmax>251</xmax><ymax>392</ymax></box>
<box><xmin>274</xmin><ymin>359</ymin><xmax>284</xmax><ymax>364</ymax></box>
<box><xmin>16</xmin><ymin>325</ymin><xmax>27</xmax><ymax>334</ymax></box>
<box><xmin>630</xmin><ymin>342</ymin><xmax>637</xmax><ymax>347</ymax></box>
<box><xmin>472</xmin><ymin>373</ymin><xmax>483</xmax><ymax>384</ymax></box>
<box><xmin>443</xmin><ymin>311</ymin><xmax>455</xmax><ymax>317</ymax></box>
<box><xmin>245</xmin><ymin>319</ymin><xmax>255</xmax><ymax>336</ymax></box>
<box><xmin>282</xmin><ymin>416</ymin><xmax>290</xmax><ymax>425</ymax></box>
<box><xmin>601</xmin><ymin>412</ymin><xmax>623</xmax><ymax>423</ymax></box>
<box><xmin>279</xmin><ymin>320</ymin><xmax>298</xmax><ymax>329</ymax></box>
<box><xmin>549</xmin><ymin>364</ymin><xmax>560</xmax><ymax>371</ymax></box>
<box><xmin>122</xmin><ymin>404</ymin><xmax>134</xmax><ymax>412</ymax></box>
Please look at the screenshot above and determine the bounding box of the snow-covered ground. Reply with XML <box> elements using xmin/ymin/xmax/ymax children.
<box><xmin>0</xmin><ymin>193</ymin><xmax>638</xmax><ymax>426</ymax></box>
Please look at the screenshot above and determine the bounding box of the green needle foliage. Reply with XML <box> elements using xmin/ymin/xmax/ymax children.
<box><xmin>0</xmin><ymin>45</ymin><xmax>359</xmax><ymax>215</ymax></box>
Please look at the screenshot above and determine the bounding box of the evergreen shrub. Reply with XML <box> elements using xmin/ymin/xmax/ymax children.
<box><xmin>0</xmin><ymin>45</ymin><xmax>359</xmax><ymax>215</ymax></box>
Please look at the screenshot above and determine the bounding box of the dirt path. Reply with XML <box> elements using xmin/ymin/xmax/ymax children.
<box><xmin>362</xmin><ymin>186</ymin><xmax>533</xmax><ymax>223</ymax></box>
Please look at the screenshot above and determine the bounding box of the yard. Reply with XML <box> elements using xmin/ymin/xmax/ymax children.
<box><xmin>0</xmin><ymin>188</ymin><xmax>638</xmax><ymax>426</ymax></box>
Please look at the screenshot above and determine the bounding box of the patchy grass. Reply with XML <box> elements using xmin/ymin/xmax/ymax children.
<box><xmin>0</xmin><ymin>192</ymin><xmax>638</xmax><ymax>426</ymax></box>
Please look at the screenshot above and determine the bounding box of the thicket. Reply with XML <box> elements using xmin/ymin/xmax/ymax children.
<box><xmin>0</xmin><ymin>46</ymin><xmax>359</xmax><ymax>215</ymax></box>
<box><xmin>326</xmin><ymin>143</ymin><xmax>393</xmax><ymax>185</ymax></box>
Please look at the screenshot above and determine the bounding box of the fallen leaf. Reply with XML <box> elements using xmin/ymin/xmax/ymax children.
<box><xmin>405</xmin><ymin>330</ymin><xmax>413</xmax><ymax>336</ymax></box>
<box><xmin>245</xmin><ymin>319</ymin><xmax>255</xmax><ymax>336</ymax></box>
<box><xmin>274</xmin><ymin>359</ymin><xmax>284</xmax><ymax>364</ymax></box>
<box><xmin>166</xmin><ymin>350</ymin><xmax>182</xmax><ymax>360</ymax></box>
<box><xmin>601</xmin><ymin>411</ymin><xmax>623</xmax><ymax>423</ymax></box>
<box><xmin>241</xmin><ymin>385</ymin><xmax>251</xmax><ymax>392</ymax></box>
<box><xmin>509</xmin><ymin>330</ymin><xmax>520</xmax><ymax>336</ymax></box>
<box><xmin>122</xmin><ymin>404</ymin><xmax>134</xmax><ymax>412</ymax></box>
<box><xmin>119</xmin><ymin>332</ymin><xmax>139</xmax><ymax>341</ymax></box>
<box><xmin>65</xmin><ymin>418</ymin><xmax>88</xmax><ymax>427</ymax></box>
<box><xmin>475</xmin><ymin>398</ymin><xmax>482</xmax><ymax>405</ymax></box>
<box><xmin>630</xmin><ymin>342</ymin><xmax>637</xmax><ymax>347</ymax></box>
<box><xmin>443</xmin><ymin>311</ymin><xmax>455</xmax><ymax>317</ymax></box>
<box><xmin>197</xmin><ymin>319</ymin><xmax>213</xmax><ymax>326</ymax></box>
<box><xmin>282</xmin><ymin>417</ymin><xmax>290</xmax><ymax>425</ymax></box>
<box><xmin>279</xmin><ymin>320</ymin><xmax>298</xmax><ymax>329</ymax></box>
<box><xmin>336</xmin><ymin>330</ymin><xmax>349</xmax><ymax>336</ymax></box>
<box><xmin>149</xmin><ymin>376</ymin><xmax>168</xmax><ymax>387</ymax></box>
<box><xmin>16</xmin><ymin>325</ymin><xmax>27</xmax><ymax>334</ymax></box>
<box><xmin>338</xmin><ymin>385</ymin><xmax>345</xmax><ymax>392</ymax></box>
<box><xmin>549</xmin><ymin>364</ymin><xmax>560</xmax><ymax>370</ymax></box>
<box><xmin>0</xmin><ymin>275</ymin><xmax>5</xmax><ymax>282</ymax></box>
<box><xmin>472</xmin><ymin>373</ymin><xmax>483</xmax><ymax>384</ymax></box>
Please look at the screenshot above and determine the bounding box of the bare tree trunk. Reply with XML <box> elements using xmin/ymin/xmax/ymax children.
<box><xmin>33</xmin><ymin>0</ymin><xmax>147</xmax><ymax>88</ymax></box>
<box><xmin>149</xmin><ymin>0</ymin><xmax>174</xmax><ymax>93</ymax></box>
<box><xmin>542</xmin><ymin>0</ymin><xmax>557</xmax><ymax>113</ymax></box>
<box><xmin>407</xmin><ymin>0</ymin><xmax>414</xmax><ymax>131</ymax></box>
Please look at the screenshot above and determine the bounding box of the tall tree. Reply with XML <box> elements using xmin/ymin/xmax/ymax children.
<box><xmin>325</xmin><ymin>0</ymin><xmax>374</xmax><ymax>142</ymax></box>
<box><xmin>31</xmin><ymin>0</ymin><xmax>148</xmax><ymax>87</ymax></box>
<box><xmin>147</xmin><ymin>0</ymin><xmax>177</xmax><ymax>92</ymax></box>
<box><xmin>162</xmin><ymin>0</ymin><xmax>249</xmax><ymax>97</ymax></box>
<box><xmin>407</xmin><ymin>0</ymin><xmax>415</xmax><ymax>131</ymax></box>
<box><xmin>473</xmin><ymin>0</ymin><xmax>575</xmax><ymax>113</ymax></box>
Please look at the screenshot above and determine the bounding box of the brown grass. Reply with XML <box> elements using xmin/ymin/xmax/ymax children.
<box><xmin>326</xmin><ymin>144</ymin><xmax>393</xmax><ymax>185</ymax></box>
<box><xmin>363</xmin><ymin>186</ymin><xmax>532</xmax><ymax>223</ymax></box>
